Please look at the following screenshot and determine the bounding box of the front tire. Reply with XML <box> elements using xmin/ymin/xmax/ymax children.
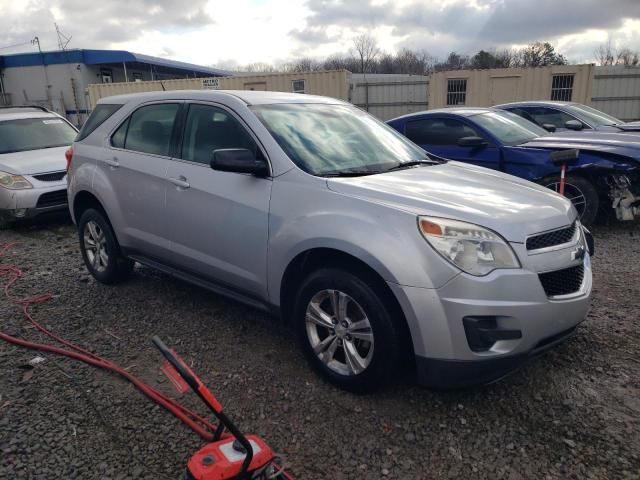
<box><xmin>542</xmin><ymin>175</ymin><xmax>599</xmax><ymax>225</ymax></box>
<box><xmin>78</xmin><ymin>208</ymin><xmax>134</xmax><ymax>284</ymax></box>
<box><xmin>293</xmin><ymin>268</ymin><xmax>407</xmax><ymax>393</ymax></box>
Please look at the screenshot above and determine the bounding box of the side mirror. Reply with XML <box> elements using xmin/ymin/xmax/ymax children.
<box><xmin>565</xmin><ymin>120</ymin><xmax>584</xmax><ymax>131</ymax></box>
<box><xmin>457</xmin><ymin>136</ymin><xmax>487</xmax><ymax>148</ymax></box>
<box><xmin>550</xmin><ymin>148</ymin><xmax>579</xmax><ymax>166</ymax></box>
<box><xmin>210</xmin><ymin>148</ymin><xmax>269</xmax><ymax>177</ymax></box>
<box><xmin>542</xmin><ymin>123</ymin><xmax>557</xmax><ymax>133</ymax></box>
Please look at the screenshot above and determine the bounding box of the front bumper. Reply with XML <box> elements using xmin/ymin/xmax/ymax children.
<box><xmin>0</xmin><ymin>180</ymin><xmax>68</xmax><ymax>221</ymax></box>
<box><xmin>390</xmin><ymin>234</ymin><xmax>592</xmax><ymax>388</ymax></box>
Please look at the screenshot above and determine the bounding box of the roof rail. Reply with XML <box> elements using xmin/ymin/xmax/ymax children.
<box><xmin>0</xmin><ymin>105</ymin><xmax>50</xmax><ymax>112</ymax></box>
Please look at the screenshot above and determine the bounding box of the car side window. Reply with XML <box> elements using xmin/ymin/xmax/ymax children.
<box><xmin>522</xmin><ymin>107</ymin><xmax>580</xmax><ymax>129</ymax></box>
<box><xmin>119</xmin><ymin>103</ymin><xmax>180</xmax><ymax>156</ymax></box>
<box><xmin>181</xmin><ymin>104</ymin><xmax>258</xmax><ymax>164</ymax></box>
<box><xmin>111</xmin><ymin>117</ymin><xmax>129</xmax><ymax>149</ymax></box>
<box><xmin>507</xmin><ymin>108</ymin><xmax>541</xmax><ymax>126</ymax></box>
<box><xmin>406</xmin><ymin>118</ymin><xmax>481</xmax><ymax>145</ymax></box>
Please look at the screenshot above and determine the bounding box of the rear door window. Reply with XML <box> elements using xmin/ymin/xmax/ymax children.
<box><xmin>180</xmin><ymin>104</ymin><xmax>258</xmax><ymax>164</ymax></box>
<box><xmin>77</xmin><ymin>104</ymin><xmax>121</xmax><ymax>141</ymax></box>
<box><xmin>406</xmin><ymin>118</ymin><xmax>480</xmax><ymax>145</ymax></box>
<box><xmin>122</xmin><ymin>103</ymin><xmax>180</xmax><ymax>156</ymax></box>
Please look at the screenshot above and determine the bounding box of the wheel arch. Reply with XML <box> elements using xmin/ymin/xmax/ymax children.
<box><xmin>278</xmin><ymin>247</ymin><xmax>414</xmax><ymax>359</ymax></box>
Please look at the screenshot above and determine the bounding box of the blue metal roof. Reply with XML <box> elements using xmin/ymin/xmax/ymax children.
<box><xmin>0</xmin><ymin>49</ymin><xmax>230</xmax><ymax>76</ymax></box>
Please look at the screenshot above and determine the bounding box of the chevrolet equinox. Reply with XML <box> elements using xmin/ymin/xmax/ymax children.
<box><xmin>67</xmin><ymin>90</ymin><xmax>593</xmax><ymax>391</ymax></box>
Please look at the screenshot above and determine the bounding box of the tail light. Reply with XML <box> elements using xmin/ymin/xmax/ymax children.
<box><xmin>65</xmin><ymin>147</ymin><xmax>73</xmax><ymax>172</ymax></box>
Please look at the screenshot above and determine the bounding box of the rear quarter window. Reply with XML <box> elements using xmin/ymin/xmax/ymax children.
<box><xmin>76</xmin><ymin>104</ymin><xmax>122</xmax><ymax>142</ymax></box>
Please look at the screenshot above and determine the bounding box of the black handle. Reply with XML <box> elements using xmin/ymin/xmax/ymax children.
<box><xmin>152</xmin><ymin>336</ymin><xmax>254</xmax><ymax>479</ymax></box>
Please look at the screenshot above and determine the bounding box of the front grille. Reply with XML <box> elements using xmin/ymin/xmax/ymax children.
<box><xmin>33</xmin><ymin>171</ymin><xmax>66</xmax><ymax>182</ymax></box>
<box><xmin>36</xmin><ymin>190</ymin><xmax>68</xmax><ymax>208</ymax></box>
<box><xmin>526</xmin><ymin>222</ymin><xmax>577</xmax><ymax>251</ymax></box>
<box><xmin>538</xmin><ymin>264</ymin><xmax>584</xmax><ymax>297</ymax></box>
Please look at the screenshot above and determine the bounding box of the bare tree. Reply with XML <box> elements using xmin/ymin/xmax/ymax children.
<box><xmin>352</xmin><ymin>33</ymin><xmax>380</xmax><ymax>74</ymax></box>
<box><xmin>595</xmin><ymin>41</ymin><xmax>616</xmax><ymax>66</ymax></box>
<box><xmin>594</xmin><ymin>42</ymin><xmax>640</xmax><ymax>66</ymax></box>
<box><xmin>243</xmin><ymin>62</ymin><xmax>280</xmax><ymax>73</ymax></box>
<box><xmin>616</xmin><ymin>48</ymin><xmax>640</xmax><ymax>66</ymax></box>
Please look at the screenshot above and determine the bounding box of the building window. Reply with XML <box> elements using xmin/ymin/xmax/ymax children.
<box><xmin>100</xmin><ymin>69</ymin><xmax>113</xmax><ymax>84</ymax></box>
<box><xmin>551</xmin><ymin>74</ymin><xmax>574</xmax><ymax>101</ymax></box>
<box><xmin>292</xmin><ymin>79</ymin><xmax>306</xmax><ymax>94</ymax></box>
<box><xmin>132</xmin><ymin>72</ymin><xmax>144</xmax><ymax>82</ymax></box>
<box><xmin>446</xmin><ymin>79</ymin><xmax>467</xmax><ymax>106</ymax></box>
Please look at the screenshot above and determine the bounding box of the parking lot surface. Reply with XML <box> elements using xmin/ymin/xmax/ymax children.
<box><xmin>0</xmin><ymin>216</ymin><xmax>638</xmax><ymax>479</ymax></box>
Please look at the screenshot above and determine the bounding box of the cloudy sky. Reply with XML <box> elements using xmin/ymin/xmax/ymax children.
<box><xmin>1</xmin><ymin>0</ymin><xmax>639</xmax><ymax>68</ymax></box>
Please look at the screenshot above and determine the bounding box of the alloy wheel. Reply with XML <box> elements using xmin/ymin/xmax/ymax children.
<box><xmin>83</xmin><ymin>220</ymin><xmax>109</xmax><ymax>273</ymax></box>
<box><xmin>305</xmin><ymin>289</ymin><xmax>374</xmax><ymax>376</ymax></box>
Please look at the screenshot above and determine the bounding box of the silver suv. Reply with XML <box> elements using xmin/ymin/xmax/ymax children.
<box><xmin>67</xmin><ymin>90</ymin><xmax>593</xmax><ymax>391</ymax></box>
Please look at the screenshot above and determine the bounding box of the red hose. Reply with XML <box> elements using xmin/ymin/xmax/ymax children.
<box><xmin>0</xmin><ymin>242</ymin><xmax>223</xmax><ymax>441</ymax></box>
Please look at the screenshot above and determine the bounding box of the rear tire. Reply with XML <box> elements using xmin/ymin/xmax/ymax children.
<box><xmin>78</xmin><ymin>208</ymin><xmax>134</xmax><ymax>284</ymax></box>
<box><xmin>293</xmin><ymin>268</ymin><xmax>407</xmax><ymax>393</ymax></box>
<box><xmin>542</xmin><ymin>175</ymin><xmax>599</xmax><ymax>226</ymax></box>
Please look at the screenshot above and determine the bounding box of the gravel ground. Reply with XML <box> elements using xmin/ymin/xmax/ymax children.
<box><xmin>0</xmin><ymin>215</ymin><xmax>638</xmax><ymax>480</ymax></box>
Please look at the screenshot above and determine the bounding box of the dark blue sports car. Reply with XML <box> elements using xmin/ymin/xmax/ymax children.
<box><xmin>387</xmin><ymin>108</ymin><xmax>640</xmax><ymax>224</ymax></box>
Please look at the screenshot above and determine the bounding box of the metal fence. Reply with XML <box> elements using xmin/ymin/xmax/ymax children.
<box><xmin>350</xmin><ymin>73</ymin><xmax>429</xmax><ymax>120</ymax></box>
<box><xmin>591</xmin><ymin>66</ymin><xmax>640</xmax><ymax>121</ymax></box>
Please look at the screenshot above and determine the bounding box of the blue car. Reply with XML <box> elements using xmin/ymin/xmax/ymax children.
<box><xmin>387</xmin><ymin>108</ymin><xmax>640</xmax><ymax>224</ymax></box>
<box><xmin>495</xmin><ymin>101</ymin><xmax>640</xmax><ymax>134</ymax></box>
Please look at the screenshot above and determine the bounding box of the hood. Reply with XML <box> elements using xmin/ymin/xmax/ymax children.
<box><xmin>617</xmin><ymin>121</ymin><xmax>640</xmax><ymax>132</ymax></box>
<box><xmin>521</xmin><ymin>131</ymin><xmax>640</xmax><ymax>163</ymax></box>
<box><xmin>326</xmin><ymin>161</ymin><xmax>574</xmax><ymax>242</ymax></box>
<box><xmin>0</xmin><ymin>146</ymin><xmax>68</xmax><ymax>175</ymax></box>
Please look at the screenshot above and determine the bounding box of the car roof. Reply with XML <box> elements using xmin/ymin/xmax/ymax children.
<box><xmin>98</xmin><ymin>89</ymin><xmax>349</xmax><ymax>107</ymax></box>
<box><xmin>496</xmin><ymin>101</ymin><xmax>575</xmax><ymax>108</ymax></box>
<box><xmin>0</xmin><ymin>110</ymin><xmax>60</xmax><ymax>122</ymax></box>
<box><xmin>388</xmin><ymin>107</ymin><xmax>494</xmax><ymax>122</ymax></box>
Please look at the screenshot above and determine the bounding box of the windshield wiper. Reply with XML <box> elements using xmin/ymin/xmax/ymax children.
<box><xmin>321</xmin><ymin>169</ymin><xmax>382</xmax><ymax>177</ymax></box>
<box><xmin>384</xmin><ymin>159</ymin><xmax>441</xmax><ymax>172</ymax></box>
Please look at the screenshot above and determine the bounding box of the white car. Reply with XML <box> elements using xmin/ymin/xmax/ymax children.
<box><xmin>0</xmin><ymin>106</ymin><xmax>78</xmax><ymax>228</ymax></box>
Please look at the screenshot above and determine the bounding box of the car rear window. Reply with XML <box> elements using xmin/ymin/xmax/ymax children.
<box><xmin>76</xmin><ymin>104</ymin><xmax>122</xmax><ymax>141</ymax></box>
<box><xmin>0</xmin><ymin>117</ymin><xmax>78</xmax><ymax>154</ymax></box>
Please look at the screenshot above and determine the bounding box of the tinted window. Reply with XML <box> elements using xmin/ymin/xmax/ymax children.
<box><xmin>181</xmin><ymin>104</ymin><xmax>257</xmax><ymax>164</ymax></box>
<box><xmin>77</xmin><ymin>104</ymin><xmax>121</xmax><ymax>141</ymax></box>
<box><xmin>251</xmin><ymin>103</ymin><xmax>429</xmax><ymax>176</ymax></box>
<box><xmin>406</xmin><ymin>118</ymin><xmax>480</xmax><ymax>145</ymax></box>
<box><xmin>522</xmin><ymin>107</ymin><xmax>581</xmax><ymax>129</ymax></box>
<box><xmin>111</xmin><ymin>117</ymin><xmax>129</xmax><ymax>149</ymax></box>
<box><xmin>125</xmin><ymin>103</ymin><xmax>179</xmax><ymax>156</ymax></box>
<box><xmin>0</xmin><ymin>117</ymin><xmax>77</xmax><ymax>154</ymax></box>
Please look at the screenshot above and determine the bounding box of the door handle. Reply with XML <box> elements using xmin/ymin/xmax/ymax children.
<box><xmin>105</xmin><ymin>157</ymin><xmax>120</xmax><ymax>168</ymax></box>
<box><xmin>168</xmin><ymin>176</ymin><xmax>190</xmax><ymax>189</ymax></box>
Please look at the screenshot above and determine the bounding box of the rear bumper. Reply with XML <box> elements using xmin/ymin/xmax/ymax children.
<box><xmin>415</xmin><ymin>325</ymin><xmax>577</xmax><ymax>388</ymax></box>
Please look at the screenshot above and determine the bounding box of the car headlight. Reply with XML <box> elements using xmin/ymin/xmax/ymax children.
<box><xmin>418</xmin><ymin>216</ymin><xmax>520</xmax><ymax>276</ymax></box>
<box><xmin>0</xmin><ymin>171</ymin><xmax>32</xmax><ymax>190</ymax></box>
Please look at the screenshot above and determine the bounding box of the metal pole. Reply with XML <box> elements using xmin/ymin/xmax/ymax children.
<box><xmin>123</xmin><ymin>62</ymin><xmax>129</xmax><ymax>82</ymax></box>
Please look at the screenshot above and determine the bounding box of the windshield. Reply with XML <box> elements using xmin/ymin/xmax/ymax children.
<box><xmin>471</xmin><ymin>110</ymin><xmax>548</xmax><ymax>145</ymax></box>
<box><xmin>567</xmin><ymin>104</ymin><xmax>622</xmax><ymax>126</ymax></box>
<box><xmin>251</xmin><ymin>103</ymin><xmax>430</xmax><ymax>176</ymax></box>
<box><xmin>0</xmin><ymin>117</ymin><xmax>77</xmax><ymax>154</ymax></box>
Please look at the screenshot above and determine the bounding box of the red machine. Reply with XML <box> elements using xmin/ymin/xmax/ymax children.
<box><xmin>153</xmin><ymin>337</ymin><xmax>292</xmax><ymax>480</ymax></box>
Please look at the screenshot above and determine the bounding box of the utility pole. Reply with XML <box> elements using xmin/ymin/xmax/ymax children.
<box><xmin>31</xmin><ymin>36</ymin><xmax>52</xmax><ymax>109</ymax></box>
